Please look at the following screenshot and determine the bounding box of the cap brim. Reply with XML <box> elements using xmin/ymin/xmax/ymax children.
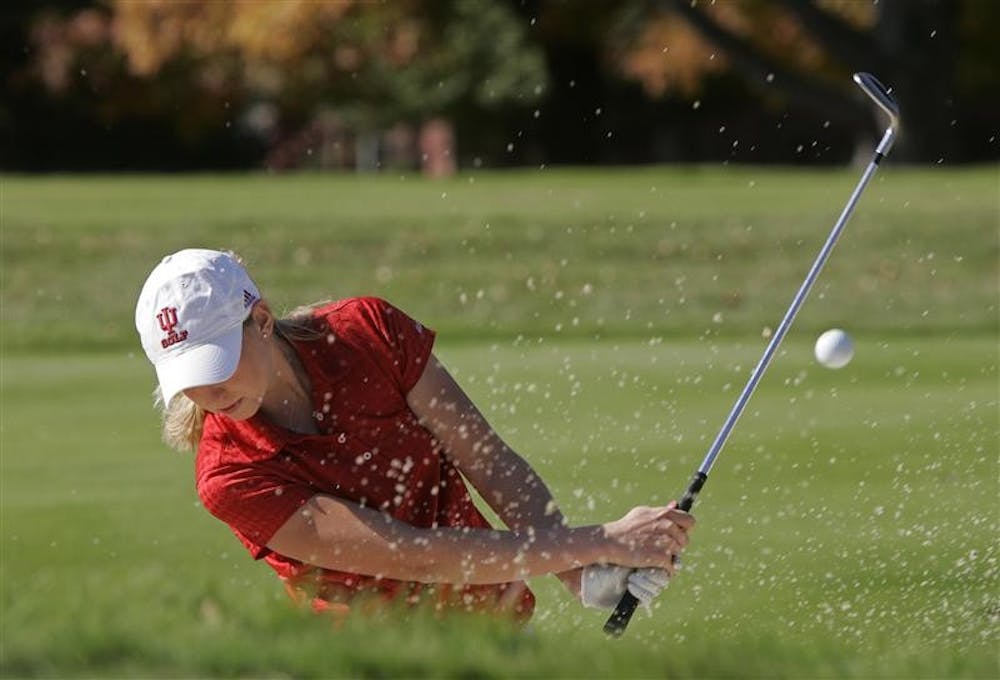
<box><xmin>155</xmin><ymin>323</ymin><xmax>243</xmax><ymax>407</ymax></box>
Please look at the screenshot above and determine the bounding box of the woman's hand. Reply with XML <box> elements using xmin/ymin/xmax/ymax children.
<box><xmin>599</xmin><ymin>501</ymin><xmax>695</xmax><ymax>575</ymax></box>
<box><xmin>580</xmin><ymin>565</ymin><xmax>671</xmax><ymax>609</ymax></box>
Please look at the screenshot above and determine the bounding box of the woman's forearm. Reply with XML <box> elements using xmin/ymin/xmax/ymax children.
<box><xmin>268</xmin><ymin>494</ymin><xmax>606</xmax><ymax>584</ymax></box>
<box><xmin>378</xmin><ymin>522</ymin><xmax>604</xmax><ymax>584</ymax></box>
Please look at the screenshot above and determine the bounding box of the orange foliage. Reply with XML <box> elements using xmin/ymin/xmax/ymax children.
<box><xmin>615</xmin><ymin>0</ymin><xmax>875</xmax><ymax>99</ymax></box>
<box><xmin>30</xmin><ymin>8</ymin><xmax>113</xmax><ymax>91</ymax></box>
<box><xmin>815</xmin><ymin>0</ymin><xmax>875</xmax><ymax>28</ymax></box>
<box><xmin>110</xmin><ymin>0</ymin><xmax>357</xmax><ymax>76</ymax></box>
<box><xmin>618</xmin><ymin>17</ymin><xmax>725</xmax><ymax>97</ymax></box>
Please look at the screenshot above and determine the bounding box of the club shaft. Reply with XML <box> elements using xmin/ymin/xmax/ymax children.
<box><xmin>696</xmin><ymin>150</ymin><xmax>885</xmax><ymax>478</ymax></box>
<box><xmin>603</xmin><ymin>135</ymin><xmax>892</xmax><ymax>638</ymax></box>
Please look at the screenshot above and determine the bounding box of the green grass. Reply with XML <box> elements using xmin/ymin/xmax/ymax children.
<box><xmin>2</xmin><ymin>167</ymin><xmax>998</xmax><ymax>677</ymax></box>
<box><xmin>2</xmin><ymin>166</ymin><xmax>997</xmax><ymax>351</ymax></box>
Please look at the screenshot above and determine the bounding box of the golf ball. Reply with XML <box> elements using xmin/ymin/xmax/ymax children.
<box><xmin>814</xmin><ymin>329</ymin><xmax>854</xmax><ymax>369</ymax></box>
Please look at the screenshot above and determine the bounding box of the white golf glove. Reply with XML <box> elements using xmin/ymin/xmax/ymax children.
<box><xmin>580</xmin><ymin>565</ymin><xmax>671</xmax><ymax>610</ymax></box>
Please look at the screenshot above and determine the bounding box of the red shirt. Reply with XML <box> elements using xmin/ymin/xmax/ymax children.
<box><xmin>195</xmin><ymin>298</ymin><xmax>534</xmax><ymax>618</ymax></box>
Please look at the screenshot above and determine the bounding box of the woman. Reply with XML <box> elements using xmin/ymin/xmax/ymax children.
<box><xmin>135</xmin><ymin>248</ymin><xmax>694</xmax><ymax>621</ymax></box>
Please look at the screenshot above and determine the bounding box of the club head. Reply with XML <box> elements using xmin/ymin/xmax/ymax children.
<box><xmin>853</xmin><ymin>72</ymin><xmax>900</xmax><ymax>132</ymax></box>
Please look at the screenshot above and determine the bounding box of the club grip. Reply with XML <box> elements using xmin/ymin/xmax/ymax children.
<box><xmin>676</xmin><ymin>471</ymin><xmax>707</xmax><ymax>512</ymax></box>
<box><xmin>603</xmin><ymin>590</ymin><xmax>640</xmax><ymax>636</ymax></box>
<box><xmin>602</xmin><ymin>471</ymin><xmax>707</xmax><ymax>637</ymax></box>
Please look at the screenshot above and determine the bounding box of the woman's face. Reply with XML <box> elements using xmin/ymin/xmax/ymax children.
<box><xmin>183</xmin><ymin>307</ymin><xmax>273</xmax><ymax>420</ymax></box>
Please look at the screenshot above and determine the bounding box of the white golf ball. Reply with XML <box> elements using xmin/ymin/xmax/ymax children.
<box><xmin>814</xmin><ymin>329</ymin><xmax>854</xmax><ymax>369</ymax></box>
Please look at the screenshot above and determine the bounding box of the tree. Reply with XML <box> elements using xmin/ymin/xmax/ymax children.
<box><xmin>6</xmin><ymin>0</ymin><xmax>996</xmax><ymax>169</ymax></box>
<box><xmin>612</xmin><ymin>0</ymin><xmax>985</xmax><ymax>163</ymax></box>
<box><xmin>3</xmin><ymin>0</ymin><xmax>549</xmax><ymax>170</ymax></box>
<box><xmin>47</xmin><ymin>0</ymin><xmax>547</xmax><ymax>170</ymax></box>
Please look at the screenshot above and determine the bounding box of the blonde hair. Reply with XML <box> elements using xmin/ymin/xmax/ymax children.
<box><xmin>156</xmin><ymin>304</ymin><xmax>325</xmax><ymax>452</ymax></box>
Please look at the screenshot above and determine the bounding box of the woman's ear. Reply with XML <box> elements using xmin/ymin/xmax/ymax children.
<box><xmin>250</xmin><ymin>301</ymin><xmax>275</xmax><ymax>338</ymax></box>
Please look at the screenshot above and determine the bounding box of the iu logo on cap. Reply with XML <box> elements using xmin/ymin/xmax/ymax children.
<box><xmin>157</xmin><ymin>307</ymin><xmax>189</xmax><ymax>349</ymax></box>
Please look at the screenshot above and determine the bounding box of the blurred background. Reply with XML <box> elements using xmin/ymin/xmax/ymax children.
<box><xmin>3</xmin><ymin>0</ymin><xmax>998</xmax><ymax>174</ymax></box>
<box><xmin>3</xmin><ymin>4</ymin><xmax>998</xmax><ymax>676</ymax></box>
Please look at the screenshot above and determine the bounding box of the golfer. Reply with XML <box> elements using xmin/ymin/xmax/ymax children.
<box><xmin>135</xmin><ymin>248</ymin><xmax>694</xmax><ymax>621</ymax></box>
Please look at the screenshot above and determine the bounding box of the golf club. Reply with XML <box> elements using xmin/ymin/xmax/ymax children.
<box><xmin>603</xmin><ymin>72</ymin><xmax>901</xmax><ymax>637</ymax></box>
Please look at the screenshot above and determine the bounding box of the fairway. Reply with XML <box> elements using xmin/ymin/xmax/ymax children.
<box><xmin>2</xmin><ymin>168</ymin><xmax>998</xmax><ymax>677</ymax></box>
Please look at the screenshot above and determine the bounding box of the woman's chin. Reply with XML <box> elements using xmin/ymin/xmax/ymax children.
<box><xmin>218</xmin><ymin>398</ymin><xmax>260</xmax><ymax>421</ymax></box>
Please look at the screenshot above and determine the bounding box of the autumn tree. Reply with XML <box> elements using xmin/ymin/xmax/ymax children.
<box><xmin>611</xmin><ymin>0</ymin><xmax>995</xmax><ymax>163</ymax></box>
<box><xmin>5</xmin><ymin>0</ymin><xmax>996</xmax><ymax>168</ymax></box>
<box><xmin>18</xmin><ymin>0</ymin><xmax>547</xmax><ymax>170</ymax></box>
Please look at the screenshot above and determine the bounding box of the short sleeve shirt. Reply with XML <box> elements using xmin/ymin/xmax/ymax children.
<box><xmin>195</xmin><ymin>298</ymin><xmax>534</xmax><ymax>617</ymax></box>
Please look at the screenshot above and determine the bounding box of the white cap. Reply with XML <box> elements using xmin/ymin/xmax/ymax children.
<box><xmin>135</xmin><ymin>249</ymin><xmax>260</xmax><ymax>407</ymax></box>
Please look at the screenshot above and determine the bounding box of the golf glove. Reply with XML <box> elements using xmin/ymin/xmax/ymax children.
<box><xmin>581</xmin><ymin>565</ymin><xmax>670</xmax><ymax>610</ymax></box>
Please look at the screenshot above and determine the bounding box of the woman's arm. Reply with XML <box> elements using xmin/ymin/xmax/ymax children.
<box><xmin>405</xmin><ymin>354</ymin><xmax>566</xmax><ymax>533</ymax></box>
<box><xmin>266</xmin><ymin>493</ymin><xmax>690</xmax><ymax>585</ymax></box>
<box><xmin>405</xmin><ymin>354</ymin><xmax>677</xmax><ymax>595</ymax></box>
<box><xmin>266</xmin><ymin>353</ymin><xmax>693</xmax><ymax>587</ymax></box>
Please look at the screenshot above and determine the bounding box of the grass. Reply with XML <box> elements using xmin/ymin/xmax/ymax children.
<box><xmin>2</xmin><ymin>166</ymin><xmax>998</xmax><ymax>677</ymax></box>
<box><xmin>2</xmin><ymin>166</ymin><xmax>997</xmax><ymax>351</ymax></box>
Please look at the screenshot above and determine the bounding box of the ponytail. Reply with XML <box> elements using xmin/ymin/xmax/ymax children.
<box><xmin>155</xmin><ymin>387</ymin><xmax>206</xmax><ymax>452</ymax></box>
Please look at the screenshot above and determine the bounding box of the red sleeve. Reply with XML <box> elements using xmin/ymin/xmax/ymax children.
<box><xmin>196</xmin><ymin>431</ymin><xmax>314</xmax><ymax>558</ymax></box>
<box><xmin>347</xmin><ymin>297</ymin><xmax>436</xmax><ymax>393</ymax></box>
